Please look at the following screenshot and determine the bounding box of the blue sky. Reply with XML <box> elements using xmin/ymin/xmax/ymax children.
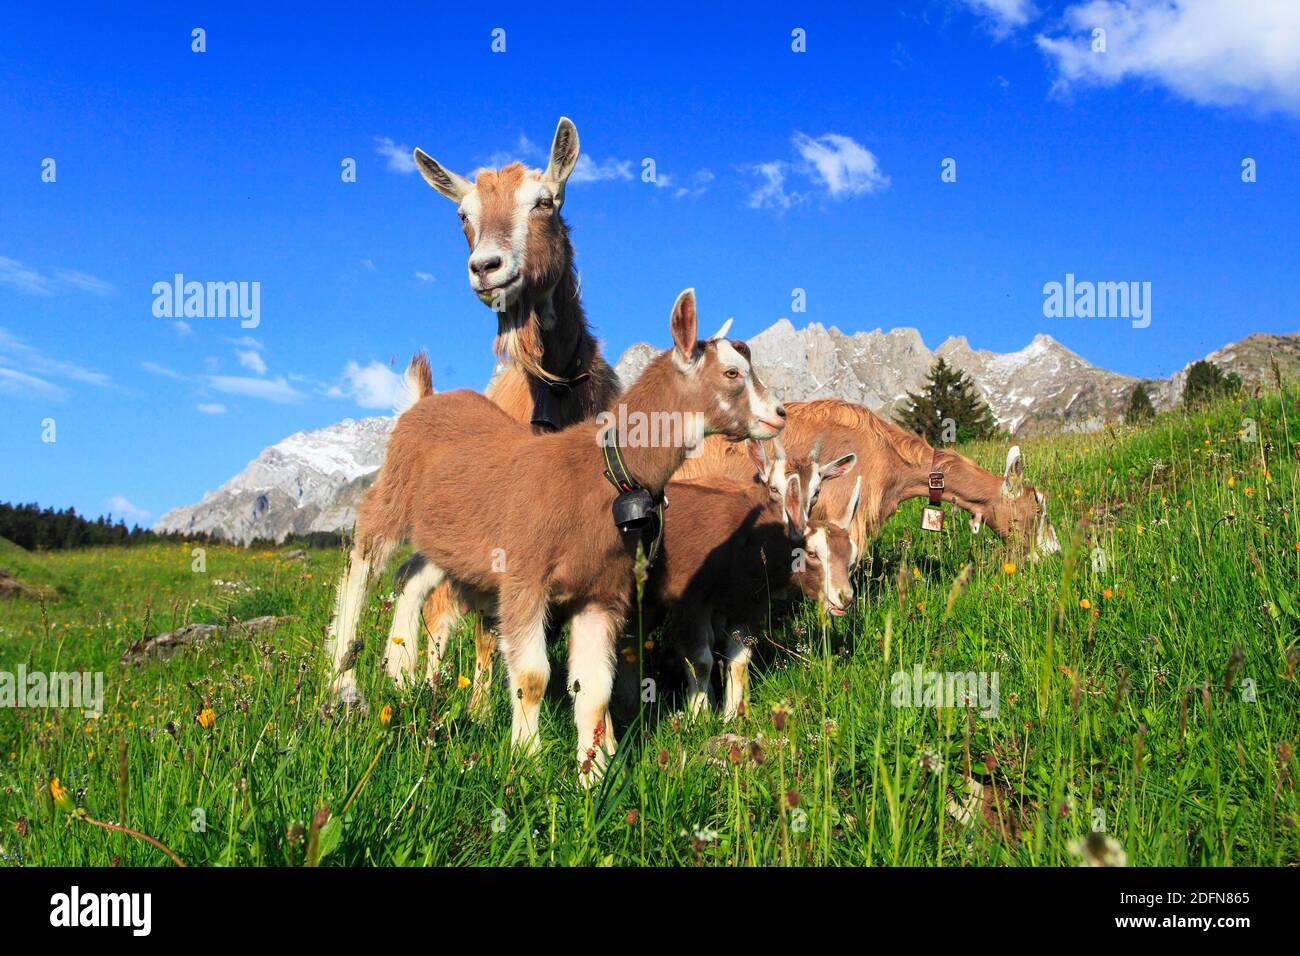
<box><xmin>2</xmin><ymin>1</ymin><xmax>1297</xmax><ymax>525</ymax></box>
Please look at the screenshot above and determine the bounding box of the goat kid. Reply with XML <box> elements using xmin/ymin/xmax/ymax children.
<box><xmin>327</xmin><ymin>289</ymin><xmax>786</xmax><ymax>784</ymax></box>
<box><xmin>631</xmin><ymin>442</ymin><xmax>861</xmax><ymax>721</ymax></box>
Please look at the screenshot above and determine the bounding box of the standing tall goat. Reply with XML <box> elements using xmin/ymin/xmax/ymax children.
<box><xmin>397</xmin><ymin>119</ymin><xmax>621</xmax><ymax>703</ymax></box>
<box><xmin>328</xmin><ymin>290</ymin><xmax>787</xmax><ymax>784</ymax></box>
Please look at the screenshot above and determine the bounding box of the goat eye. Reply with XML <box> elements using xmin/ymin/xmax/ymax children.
<box><xmin>536</xmin><ymin>195</ymin><xmax>553</xmax><ymax>209</ymax></box>
<box><xmin>725</xmin><ymin>368</ymin><xmax>740</xmax><ymax>379</ymax></box>
<box><xmin>457</xmin><ymin>211</ymin><xmax>468</xmax><ymax>222</ymax></box>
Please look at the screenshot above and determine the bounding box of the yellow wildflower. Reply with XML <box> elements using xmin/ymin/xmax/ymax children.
<box><xmin>457</xmin><ymin>675</ymin><xmax>471</xmax><ymax>689</ymax></box>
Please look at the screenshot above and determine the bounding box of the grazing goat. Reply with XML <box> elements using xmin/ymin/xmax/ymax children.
<box><xmin>328</xmin><ymin>290</ymin><xmax>787</xmax><ymax>784</ymax></box>
<box><xmin>675</xmin><ymin>399</ymin><xmax>1060</xmax><ymax>561</ymax></box>
<box><xmin>398</xmin><ymin>119</ymin><xmax>621</xmax><ymax>705</ymax></box>
<box><xmin>635</xmin><ymin>441</ymin><xmax>861</xmax><ymax>721</ymax></box>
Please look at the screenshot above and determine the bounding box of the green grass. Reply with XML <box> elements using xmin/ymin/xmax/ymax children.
<box><xmin>2</xmin><ymin>391</ymin><xmax>1298</xmax><ymax>867</ymax></box>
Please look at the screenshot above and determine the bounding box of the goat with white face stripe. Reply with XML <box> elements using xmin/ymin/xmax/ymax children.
<box><xmin>747</xmin><ymin>437</ymin><xmax>857</xmax><ymax>529</ymax></box>
<box><xmin>413</xmin><ymin>119</ymin><xmax>579</xmax><ymax>314</ymax></box>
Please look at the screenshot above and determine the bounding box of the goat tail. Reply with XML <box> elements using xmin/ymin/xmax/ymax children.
<box><xmin>396</xmin><ymin>352</ymin><xmax>434</xmax><ymax>416</ymax></box>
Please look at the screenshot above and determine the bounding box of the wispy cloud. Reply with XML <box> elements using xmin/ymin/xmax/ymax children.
<box><xmin>1036</xmin><ymin>0</ymin><xmax>1300</xmax><ymax>117</ymax></box>
<box><xmin>961</xmin><ymin>0</ymin><xmax>1038</xmax><ymax>38</ymax></box>
<box><xmin>414</xmin><ymin>271</ymin><xmax>436</xmax><ymax>285</ymax></box>
<box><xmin>207</xmin><ymin>375</ymin><xmax>305</xmax><ymax>403</ymax></box>
<box><xmin>329</xmin><ymin>360</ymin><xmax>410</xmax><ymax>411</ymax></box>
<box><xmin>196</xmin><ymin>402</ymin><xmax>227</xmax><ymax>415</ymax></box>
<box><xmin>173</xmin><ymin>320</ymin><xmax>193</xmax><ymax>336</ymax></box>
<box><xmin>236</xmin><ymin>349</ymin><xmax>267</xmax><ymax>374</ymax></box>
<box><xmin>141</xmin><ymin>361</ymin><xmax>185</xmax><ymax>380</ymax></box>
<box><xmin>0</xmin><ymin>257</ymin><xmax>115</xmax><ymax>296</ymax></box>
<box><xmin>0</xmin><ymin>326</ymin><xmax>111</xmax><ymax>399</ymax></box>
<box><xmin>376</xmin><ymin>135</ymin><xmax>417</xmax><ymax>174</ymax></box>
<box><xmin>569</xmin><ymin>154</ymin><xmax>634</xmax><ymax>184</ymax></box>
<box><xmin>0</xmin><ymin>366</ymin><xmax>64</xmax><ymax>399</ymax></box>
<box><xmin>107</xmin><ymin>495</ymin><xmax>151</xmax><ymax>524</ymax></box>
<box><xmin>745</xmin><ymin>161</ymin><xmax>800</xmax><ymax>211</ymax></box>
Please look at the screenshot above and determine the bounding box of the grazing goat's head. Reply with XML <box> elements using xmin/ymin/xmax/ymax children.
<box><xmin>666</xmin><ymin>290</ymin><xmax>787</xmax><ymax>444</ymax></box>
<box><xmin>977</xmin><ymin>446</ymin><xmax>1060</xmax><ymax>560</ymax></box>
<box><xmin>413</xmin><ymin>118</ymin><xmax>580</xmax><ymax>313</ymax></box>
<box><xmin>797</xmin><ymin>476</ymin><xmax>863</xmax><ymax>616</ymax></box>
<box><xmin>747</xmin><ymin>437</ymin><xmax>857</xmax><ymax>530</ymax></box>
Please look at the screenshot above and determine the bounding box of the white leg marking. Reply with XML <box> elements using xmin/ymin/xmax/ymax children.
<box><xmin>384</xmin><ymin>560</ymin><xmax>445</xmax><ymax>686</ymax></box>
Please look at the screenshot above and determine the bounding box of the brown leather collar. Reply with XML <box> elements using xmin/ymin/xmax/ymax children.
<box><xmin>928</xmin><ymin>451</ymin><xmax>945</xmax><ymax>507</ymax></box>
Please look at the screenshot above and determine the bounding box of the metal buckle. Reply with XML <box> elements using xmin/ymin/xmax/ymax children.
<box><xmin>928</xmin><ymin>471</ymin><xmax>944</xmax><ymax>491</ymax></box>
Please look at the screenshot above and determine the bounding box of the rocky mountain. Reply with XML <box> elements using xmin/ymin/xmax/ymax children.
<box><xmin>154</xmin><ymin>417</ymin><xmax>393</xmax><ymax>545</ymax></box>
<box><xmin>157</xmin><ymin>325</ymin><xmax>1298</xmax><ymax>543</ymax></box>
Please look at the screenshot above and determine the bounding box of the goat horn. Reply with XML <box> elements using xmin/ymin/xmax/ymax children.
<box><xmin>708</xmin><ymin>317</ymin><xmax>734</xmax><ymax>341</ymax></box>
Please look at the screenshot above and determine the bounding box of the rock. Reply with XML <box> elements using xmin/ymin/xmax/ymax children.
<box><xmin>121</xmin><ymin>615</ymin><xmax>290</xmax><ymax>665</ymax></box>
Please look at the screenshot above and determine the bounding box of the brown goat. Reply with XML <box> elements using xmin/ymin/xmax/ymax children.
<box><xmin>328</xmin><ymin>290</ymin><xmax>787</xmax><ymax>784</ymax></box>
<box><xmin>675</xmin><ymin>399</ymin><xmax>1060</xmax><ymax>561</ymax></box>
<box><xmin>402</xmin><ymin>119</ymin><xmax>621</xmax><ymax>704</ymax></box>
<box><xmin>636</xmin><ymin>444</ymin><xmax>861</xmax><ymax>720</ymax></box>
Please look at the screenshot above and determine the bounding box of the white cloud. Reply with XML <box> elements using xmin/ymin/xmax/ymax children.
<box><xmin>376</xmin><ymin>135</ymin><xmax>417</xmax><ymax>174</ymax></box>
<box><xmin>793</xmin><ymin>132</ymin><xmax>891</xmax><ymax>197</ymax></box>
<box><xmin>330</xmin><ymin>360</ymin><xmax>409</xmax><ymax>410</ymax></box>
<box><xmin>141</xmin><ymin>361</ymin><xmax>184</xmax><ymax>380</ymax></box>
<box><xmin>107</xmin><ymin>495</ymin><xmax>151</xmax><ymax>524</ymax></box>
<box><xmin>568</xmin><ymin>155</ymin><xmax>634</xmax><ymax>184</ymax></box>
<box><xmin>173</xmin><ymin>320</ymin><xmax>193</xmax><ymax>335</ymax></box>
<box><xmin>0</xmin><ymin>326</ymin><xmax>110</xmax><ymax>395</ymax></box>
<box><xmin>0</xmin><ymin>258</ymin><xmax>115</xmax><ymax>297</ymax></box>
<box><xmin>236</xmin><ymin>349</ymin><xmax>267</xmax><ymax>374</ymax></box>
<box><xmin>1037</xmin><ymin>0</ymin><xmax>1300</xmax><ymax>116</ymax></box>
<box><xmin>52</xmin><ymin>269</ymin><xmax>115</xmax><ymax>296</ymax></box>
<box><xmin>208</xmin><ymin>375</ymin><xmax>305</xmax><ymax>403</ymax></box>
<box><xmin>0</xmin><ymin>366</ymin><xmax>64</xmax><ymax>399</ymax></box>
<box><xmin>360</xmin><ymin>258</ymin><xmax>376</xmax><ymax>271</ymax></box>
<box><xmin>661</xmin><ymin>168</ymin><xmax>714</xmax><ymax>199</ymax></box>
<box><xmin>745</xmin><ymin>161</ymin><xmax>799</xmax><ymax>211</ymax></box>
<box><xmin>962</xmin><ymin>0</ymin><xmax>1038</xmax><ymax>37</ymax></box>
<box><xmin>414</xmin><ymin>271</ymin><xmax>436</xmax><ymax>285</ymax></box>
<box><xmin>484</xmin><ymin>133</ymin><xmax>545</xmax><ymax>169</ymax></box>
<box><xmin>197</xmin><ymin>402</ymin><xmax>227</xmax><ymax>415</ymax></box>
<box><xmin>746</xmin><ymin>132</ymin><xmax>889</xmax><ymax>211</ymax></box>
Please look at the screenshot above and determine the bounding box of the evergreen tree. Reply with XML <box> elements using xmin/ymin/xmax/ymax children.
<box><xmin>895</xmin><ymin>357</ymin><xmax>997</xmax><ymax>445</ymax></box>
<box><xmin>1124</xmin><ymin>382</ymin><xmax>1155</xmax><ymax>424</ymax></box>
<box><xmin>1183</xmin><ymin>360</ymin><xmax>1241</xmax><ymax>406</ymax></box>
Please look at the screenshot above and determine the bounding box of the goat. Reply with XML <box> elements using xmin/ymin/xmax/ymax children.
<box><xmin>675</xmin><ymin>399</ymin><xmax>1060</xmax><ymax>561</ymax></box>
<box><xmin>327</xmin><ymin>289</ymin><xmax>787</xmax><ymax>784</ymax></box>
<box><xmin>632</xmin><ymin>441</ymin><xmax>861</xmax><ymax>721</ymax></box>
<box><xmin>400</xmin><ymin>119</ymin><xmax>622</xmax><ymax>706</ymax></box>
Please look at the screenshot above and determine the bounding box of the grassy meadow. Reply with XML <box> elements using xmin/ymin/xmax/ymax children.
<box><xmin>1</xmin><ymin>390</ymin><xmax>1298</xmax><ymax>867</ymax></box>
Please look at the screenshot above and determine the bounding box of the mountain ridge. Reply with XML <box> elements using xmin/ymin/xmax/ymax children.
<box><xmin>155</xmin><ymin>324</ymin><xmax>1300</xmax><ymax>543</ymax></box>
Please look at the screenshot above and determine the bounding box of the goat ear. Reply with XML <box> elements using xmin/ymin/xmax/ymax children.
<box><xmin>670</xmin><ymin>288</ymin><xmax>698</xmax><ymax>363</ymax></box>
<box><xmin>413</xmin><ymin>148</ymin><xmax>472</xmax><ymax>203</ymax></box>
<box><xmin>839</xmin><ymin>476</ymin><xmax>863</xmax><ymax>529</ymax></box>
<box><xmin>784</xmin><ymin>474</ymin><xmax>807</xmax><ymax>536</ymax></box>
<box><xmin>544</xmin><ymin>117</ymin><xmax>581</xmax><ymax>194</ymax></box>
<box><xmin>1001</xmin><ymin>445</ymin><xmax>1024</xmax><ymax>499</ymax></box>
<box><xmin>746</xmin><ymin>439</ymin><xmax>769</xmax><ymax>478</ymax></box>
<box><xmin>819</xmin><ymin>452</ymin><xmax>857</xmax><ymax>482</ymax></box>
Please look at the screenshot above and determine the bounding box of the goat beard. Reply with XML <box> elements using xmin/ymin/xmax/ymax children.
<box><xmin>494</xmin><ymin>293</ymin><xmax>570</xmax><ymax>385</ymax></box>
